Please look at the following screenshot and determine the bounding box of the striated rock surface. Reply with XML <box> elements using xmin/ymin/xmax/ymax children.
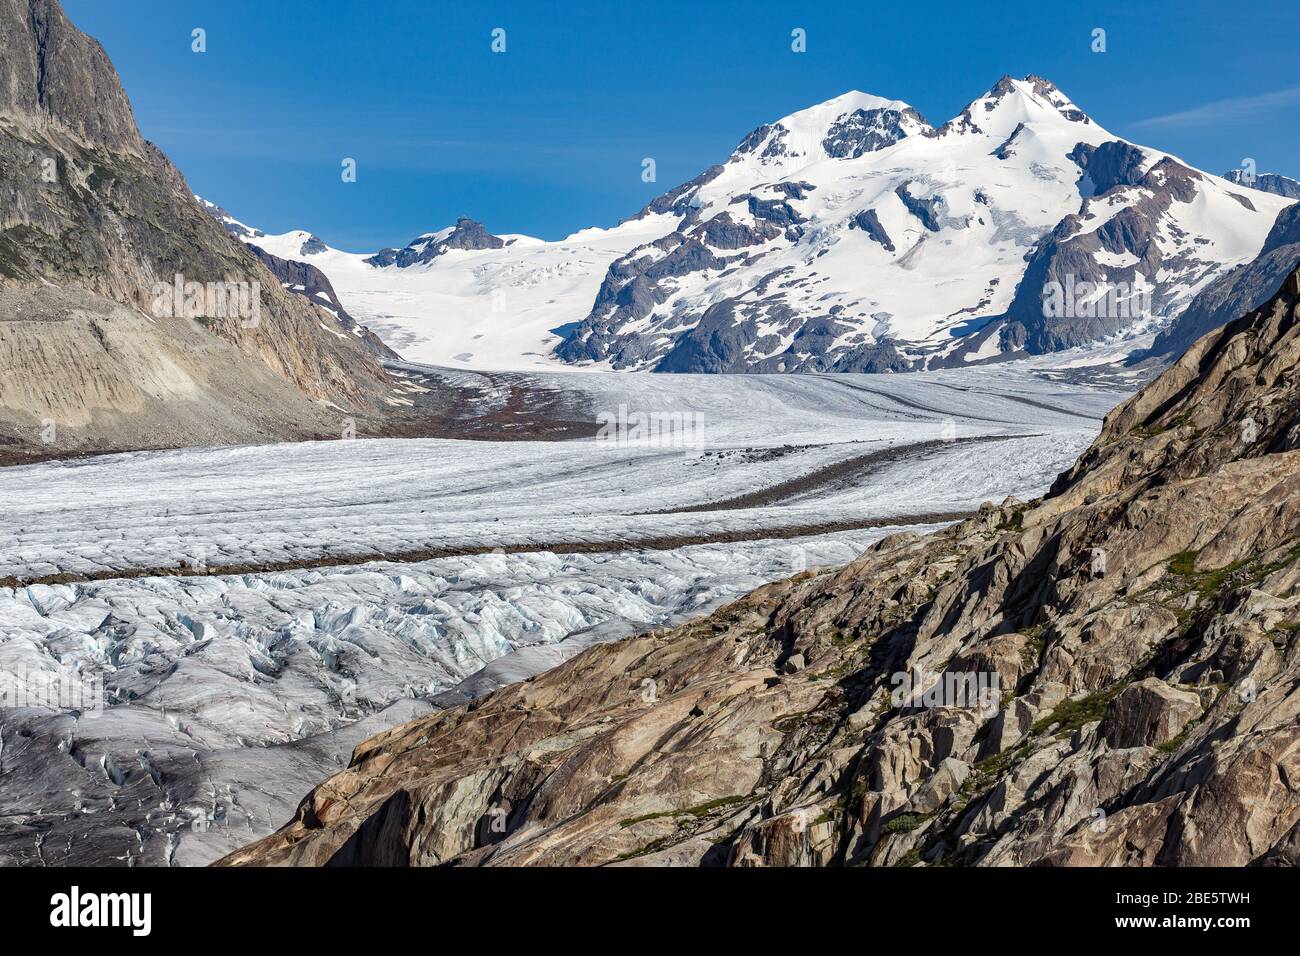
<box><xmin>0</xmin><ymin>0</ymin><xmax>392</xmax><ymax>461</ymax></box>
<box><xmin>224</xmin><ymin>262</ymin><xmax>1300</xmax><ymax>868</ymax></box>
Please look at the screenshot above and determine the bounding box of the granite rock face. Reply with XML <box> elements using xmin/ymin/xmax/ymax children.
<box><xmin>224</xmin><ymin>266</ymin><xmax>1300</xmax><ymax>868</ymax></box>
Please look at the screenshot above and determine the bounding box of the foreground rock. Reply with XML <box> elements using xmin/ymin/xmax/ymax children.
<box><xmin>223</xmin><ymin>265</ymin><xmax>1300</xmax><ymax>867</ymax></box>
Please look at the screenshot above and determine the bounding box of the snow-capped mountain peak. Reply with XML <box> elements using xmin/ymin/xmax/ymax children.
<box><xmin>204</xmin><ymin>75</ymin><xmax>1294</xmax><ymax>375</ymax></box>
<box><xmin>935</xmin><ymin>74</ymin><xmax>1094</xmax><ymax>141</ymax></box>
<box><xmin>760</xmin><ymin>89</ymin><xmax>930</xmax><ymax>153</ymax></box>
<box><xmin>552</xmin><ymin>74</ymin><xmax>1289</xmax><ymax>372</ymax></box>
<box><xmin>722</xmin><ymin>89</ymin><xmax>929</xmax><ymax>178</ymax></box>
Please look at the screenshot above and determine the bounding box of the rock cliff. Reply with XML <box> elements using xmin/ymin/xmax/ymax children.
<box><xmin>0</xmin><ymin>0</ymin><xmax>392</xmax><ymax>461</ymax></box>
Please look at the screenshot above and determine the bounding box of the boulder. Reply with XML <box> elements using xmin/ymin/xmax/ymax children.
<box><xmin>1101</xmin><ymin>678</ymin><xmax>1202</xmax><ymax>749</ymax></box>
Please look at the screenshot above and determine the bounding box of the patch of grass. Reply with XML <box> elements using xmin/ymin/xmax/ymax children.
<box><xmin>1030</xmin><ymin>682</ymin><xmax>1128</xmax><ymax>737</ymax></box>
<box><xmin>996</xmin><ymin>509</ymin><xmax>1024</xmax><ymax>532</ymax></box>
<box><xmin>970</xmin><ymin>741</ymin><xmax>1029</xmax><ymax>787</ymax></box>
<box><xmin>619</xmin><ymin>795</ymin><xmax>749</xmax><ymax>829</ymax></box>
<box><xmin>1167</xmin><ymin>549</ymin><xmax>1251</xmax><ymax>599</ymax></box>
<box><xmin>1020</xmin><ymin>632</ymin><xmax>1047</xmax><ymax>673</ymax></box>
<box><xmin>772</xmin><ymin>712</ymin><xmax>811</xmax><ymax>734</ymax></box>
<box><xmin>1155</xmin><ymin>729</ymin><xmax>1190</xmax><ymax>754</ymax></box>
<box><xmin>882</xmin><ymin>812</ymin><xmax>932</xmax><ymax>835</ymax></box>
<box><xmin>892</xmin><ymin>848</ymin><xmax>924</xmax><ymax>868</ymax></box>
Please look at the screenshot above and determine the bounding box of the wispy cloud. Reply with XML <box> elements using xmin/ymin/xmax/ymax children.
<box><xmin>1131</xmin><ymin>86</ymin><xmax>1300</xmax><ymax>130</ymax></box>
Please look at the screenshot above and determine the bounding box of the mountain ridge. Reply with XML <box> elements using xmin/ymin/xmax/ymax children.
<box><xmin>232</xmin><ymin>75</ymin><xmax>1293</xmax><ymax>374</ymax></box>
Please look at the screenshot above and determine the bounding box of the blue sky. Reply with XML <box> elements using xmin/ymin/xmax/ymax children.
<box><xmin>65</xmin><ymin>0</ymin><xmax>1300</xmax><ymax>250</ymax></box>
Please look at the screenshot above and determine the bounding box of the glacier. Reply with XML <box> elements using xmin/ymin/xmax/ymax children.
<box><xmin>0</xmin><ymin>365</ymin><xmax>1128</xmax><ymax>864</ymax></box>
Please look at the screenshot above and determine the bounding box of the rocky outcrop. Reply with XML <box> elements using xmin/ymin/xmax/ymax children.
<box><xmin>245</xmin><ymin>244</ymin><xmax>400</xmax><ymax>360</ymax></box>
<box><xmin>0</xmin><ymin>0</ymin><xmax>392</xmax><ymax>460</ymax></box>
<box><xmin>1224</xmin><ymin>169</ymin><xmax>1300</xmax><ymax>200</ymax></box>
<box><xmin>223</xmin><ymin>263</ymin><xmax>1300</xmax><ymax>869</ymax></box>
<box><xmin>894</xmin><ymin>182</ymin><xmax>944</xmax><ymax>232</ymax></box>
<box><xmin>365</xmin><ymin>218</ymin><xmax>505</xmax><ymax>268</ymax></box>
<box><xmin>1148</xmin><ymin>200</ymin><xmax>1300</xmax><ymax>359</ymax></box>
<box><xmin>1100</xmin><ymin>678</ymin><xmax>1201</xmax><ymax>749</ymax></box>
<box><xmin>848</xmin><ymin>209</ymin><xmax>894</xmax><ymax>252</ymax></box>
<box><xmin>822</xmin><ymin>105</ymin><xmax>929</xmax><ymax>159</ymax></box>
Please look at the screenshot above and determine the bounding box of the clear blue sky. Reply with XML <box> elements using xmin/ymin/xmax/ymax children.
<box><xmin>64</xmin><ymin>0</ymin><xmax>1300</xmax><ymax>250</ymax></box>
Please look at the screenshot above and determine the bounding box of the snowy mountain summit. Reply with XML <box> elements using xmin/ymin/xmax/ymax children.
<box><xmin>220</xmin><ymin>75</ymin><xmax>1294</xmax><ymax>373</ymax></box>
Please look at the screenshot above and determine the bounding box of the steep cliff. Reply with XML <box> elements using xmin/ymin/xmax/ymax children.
<box><xmin>0</xmin><ymin>0</ymin><xmax>392</xmax><ymax>460</ymax></box>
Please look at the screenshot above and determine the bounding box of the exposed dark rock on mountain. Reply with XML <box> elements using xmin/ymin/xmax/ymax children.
<box><xmin>1224</xmin><ymin>169</ymin><xmax>1300</xmax><ymax>199</ymax></box>
<box><xmin>623</xmin><ymin>165</ymin><xmax>725</xmax><ymax>223</ymax></box>
<box><xmin>822</xmin><ymin>105</ymin><xmax>929</xmax><ymax>158</ymax></box>
<box><xmin>848</xmin><ymin>209</ymin><xmax>894</xmax><ymax>251</ymax></box>
<box><xmin>1070</xmin><ymin>140</ymin><xmax>1147</xmax><ymax>193</ymax></box>
<box><xmin>0</xmin><ymin>0</ymin><xmax>392</xmax><ymax>460</ymax></box>
<box><xmin>366</xmin><ymin>218</ymin><xmax>505</xmax><ymax>268</ymax></box>
<box><xmin>1149</xmin><ymin>201</ymin><xmax>1300</xmax><ymax>359</ymax></box>
<box><xmin>997</xmin><ymin>155</ymin><xmax>1209</xmax><ymax>354</ymax></box>
<box><xmin>894</xmin><ymin>182</ymin><xmax>943</xmax><ymax>232</ymax></box>
<box><xmin>197</xmin><ymin>196</ymin><xmax>266</xmax><ymax>241</ymax></box>
<box><xmin>223</xmin><ymin>264</ymin><xmax>1300</xmax><ymax>869</ymax></box>
<box><xmin>245</xmin><ymin>244</ymin><xmax>400</xmax><ymax>360</ymax></box>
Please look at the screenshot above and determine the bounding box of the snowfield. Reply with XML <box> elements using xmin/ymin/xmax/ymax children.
<box><xmin>236</xmin><ymin>216</ymin><xmax>677</xmax><ymax>372</ymax></box>
<box><xmin>0</xmin><ymin>366</ymin><xmax>1128</xmax><ymax>865</ymax></box>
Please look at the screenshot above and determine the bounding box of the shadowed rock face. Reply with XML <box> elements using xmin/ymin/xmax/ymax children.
<box><xmin>223</xmin><ymin>268</ymin><xmax>1300</xmax><ymax>869</ymax></box>
<box><xmin>365</xmin><ymin>218</ymin><xmax>505</xmax><ymax>268</ymax></box>
<box><xmin>1224</xmin><ymin>169</ymin><xmax>1300</xmax><ymax>200</ymax></box>
<box><xmin>1148</xmin><ymin>201</ymin><xmax>1300</xmax><ymax>360</ymax></box>
<box><xmin>0</xmin><ymin>0</ymin><xmax>392</xmax><ymax>459</ymax></box>
<box><xmin>997</xmin><ymin>153</ymin><xmax>1211</xmax><ymax>355</ymax></box>
<box><xmin>848</xmin><ymin>209</ymin><xmax>895</xmax><ymax>252</ymax></box>
<box><xmin>0</xmin><ymin>0</ymin><xmax>141</xmax><ymax>152</ymax></box>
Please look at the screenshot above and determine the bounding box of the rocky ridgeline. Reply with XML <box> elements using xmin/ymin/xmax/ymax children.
<box><xmin>221</xmin><ymin>263</ymin><xmax>1300</xmax><ymax>867</ymax></box>
<box><xmin>549</xmin><ymin>77</ymin><xmax>1291</xmax><ymax>374</ymax></box>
